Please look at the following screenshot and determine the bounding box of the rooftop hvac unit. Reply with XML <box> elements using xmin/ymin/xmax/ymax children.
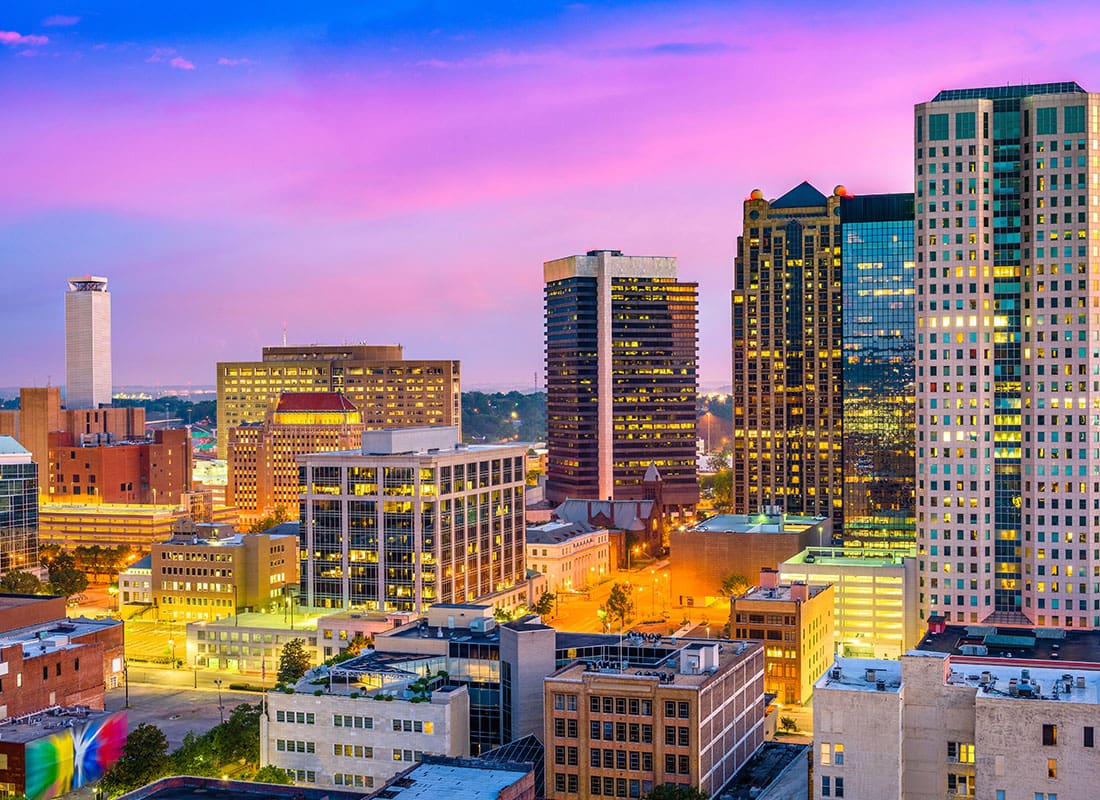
<box><xmin>876</xmin><ymin>680</ymin><xmax>887</xmax><ymax>692</ymax></box>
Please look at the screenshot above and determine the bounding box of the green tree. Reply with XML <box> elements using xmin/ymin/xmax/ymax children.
<box><xmin>604</xmin><ymin>582</ymin><xmax>635</xmax><ymax>630</ymax></box>
<box><xmin>0</xmin><ymin>569</ymin><xmax>44</xmax><ymax>594</ymax></box>
<box><xmin>248</xmin><ymin>505</ymin><xmax>291</xmax><ymax>534</ymax></box>
<box><xmin>47</xmin><ymin>552</ymin><xmax>89</xmax><ymax>599</ymax></box>
<box><xmin>252</xmin><ymin>765</ymin><xmax>294</xmax><ymax>785</ymax></box>
<box><xmin>212</xmin><ymin>703</ymin><xmax>261</xmax><ymax>765</ymax></box>
<box><xmin>171</xmin><ymin>730</ymin><xmax>218</xmax><ymax>777</ymax></box>
<box><xmin>345</xmin><ymin>631</ymin><xmax>369</xmax><ymax>656</ymax></box>
<box><xmin>533</xmin><ymin>591</ymin><xmax>555</xmax><ymax>617</ymax></box>
<box><xmin>493</xmin><ymin>606</ymin><xmax>515</xmax><ymax>623</ymax></box>
<box><xmin>277</xmin><ymin>638</ymin><xmax>312</xmax><ymax>684</ymax></box>
<box><xmin>719</xmin><ymin>573</ymin><xmax>750</xmax><ymax>597</ymax></box>
<box><xmin>99</xmin><ymin>723</ymin><xmax>171</xmax><ymax>797</ymax></box>
<box><xmin>779</xmin><ymin>715</ymin><xmax>798</xmax><ymax>733</ymax></box>
<box><xmin>709</xmin><ymin>469</ymin><xmax>733</xmax><ymax>511</ymax></box>
<box><xmin>643</xmin><ymin>784</ymin><xmax>708</xmax><ymax>800</ymax></box>
<box><xmin>38</xmin><ymin>543</ymin><xmax>62</xmax><ymax>569</ymax></box>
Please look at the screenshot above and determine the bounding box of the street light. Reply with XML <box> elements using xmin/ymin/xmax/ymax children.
<box><xmin>214</xmin><ymin>679</ymin><xmax>225</xmax><ymax>724</ymax></box>
<box><xmin>168</xmin><ymin>638</ymin><xmax>176</xmax><ymax>669</ymax></box>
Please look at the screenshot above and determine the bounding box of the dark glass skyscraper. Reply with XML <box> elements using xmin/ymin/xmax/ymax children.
<box><xmin>0</xmin><ymin>437</ymin><xmax>39</xmax><ymax>575</ymax></box>
<box><xmin>840</xmin><ymin>194</ymin><xmax>916</xmax><ymax>547</ymax></box>
<box><xmin>544</xmin><ymin>251</ymin><xmax>699</xmax><ymax>517</ymax></box>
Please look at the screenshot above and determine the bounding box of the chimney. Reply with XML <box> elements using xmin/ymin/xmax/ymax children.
<box><xmin>759</xmin><ymin>569</ymin><xmax>780</xmax><ymax>590</ymax></box>
<box><xmin>789</xmin><ymin>581</ymin><xmax>809</xmax><ymax>602</ymax></box>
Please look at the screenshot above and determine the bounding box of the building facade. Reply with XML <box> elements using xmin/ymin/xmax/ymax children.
<box><xmin>730</xmin><ymin>570</ymin><xmax>834</xmax><ymax>705</ymax></box>
<box><xmin>216</xmin><ymin>344</ymin><xmax>461</xmax><ymax>457</ymax></box>
<box><xmin>733</xmin><ymin>187</ymin><xmax>916</xmax><ymax>540</ymax></box>
<box><xmin>0</xmin><ymin>437</ymin><xmax>39</xmax><ymax>576</ymax></box>
<box><xmin>299</xmin><ymin>427</ymin><xmax>527</xmax><ymax>613</ymax></box>
<box><xmin>544</xmin><ymin>250</ymin><xmax>699</xmax><ymax>517</ymax></box>
<box><xmin>841</xmin><ymin>194</ymin><xmax>917</xmax><ymax>547</ymax></box>
<box><xmin>227</xmin><ymin>392</ymin><xmax>368</xmax><ymax>527</ymax></box>
<box><xmin>46</xmin><ymin>428</ymin><xmax>191</xmax><ymax>505</ymax></box>
<box><xmin>38</xmin><ymin>502</ymin><xmax>238</xmax><ymax>551</ymax></box>
<box><xmin>64</xmin><ymin>276</ymin><xmax>112</xmax><ymax>409</ymax></box>
<box><xmin>914</xmin><ymin>82</ymin><xmax>1100</xmax><ymax>628</ymax></box>
<box><xmin>779</xmin><ymin>546</ymin><xmax>919</xmax><ymax>659</ymax></box>
<box><xmin>151</xmin><ymin>523</ymin><xmax>297</xmax><ymax>622</ymax></box>
<box><xmin>525</xmin><ymin>522</ymin><xmax>610</xmax><ymax>593</ymax></box>
<box><xmin>815</xmin><ymin>651</ymin><xmax>1100</xmax><ymax>800</ymax></box>
<box><xmin>542</xmin><ymin>639</ymin><xmax>765</xmax><ymax>800</ymax></box>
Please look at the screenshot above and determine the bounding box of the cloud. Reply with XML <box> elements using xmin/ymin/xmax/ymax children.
<box><xmin>614</xmin><ymin>41</ymin><xmax>733</xmax><ymax>58</ymax></box>
<box><xmin>0</xmin><ymin>30</ymin><xmax>49</xmax><ymax>47</ymax></box>
<box><xmin>217</xmin><ymin>56</ymin><xmax>253</xmax><ymax>67</ymax></box>
<box><xmin>43</xmin><ymin>15</ymin><xmax>80</xmax><ymax>27</ymax></box>
<box><xmin>169</xmin><ymin>56</ymin><xmax>195</xmax><ymax>70</ymax></box>
<box><xmin>145</xmin><ymin>47</ymin><xmax>175</xmax><ymax>63</ymax></box>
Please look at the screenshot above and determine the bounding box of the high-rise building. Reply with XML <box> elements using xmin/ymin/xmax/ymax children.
<box><xmin>0</xmin><ymin>437</ymin><xmax>39</xmax><ymax>576</ymax></box>
<box><xmin>216</xmin><ymin>345</ymin><xmax>461</xmax><ymax>458</ymax></box>
<box><xmin>914</xmin><ymin>82</ymin><xmax>1100</xmax><ymax>628</ymax></box>
<box><xmin>732</xmin><ymin>187</ymin><xmax>915</xmax><ymax>540</ymax></box>
<box><xmin>227</xmin><ymin>392</ymin><xmax>368</xmax><ymax>527</ymax></box>
<box><xmin>298</xmin><ymin>427</ymin><xmax>527</xmax><ymax>613</ymax></box>
<box><xmin>544</xmin><ymin>250</ymin><xmax>699</xmax><ymax>517</ymax></box>
<box><xmin>64</xmin><ymin>276</ymin><xmax>112</xmax><ymax>409</ymax></box>
<box><xmin>841</xmin><ymin>193</ymin><xmax>917</xmax><ymax>547</ymax></box>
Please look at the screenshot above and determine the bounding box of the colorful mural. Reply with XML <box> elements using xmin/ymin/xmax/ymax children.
<box><xmin>24</xmin><ymin>711</ymin><xmax>127</xmax><ymax>800</ymax></box>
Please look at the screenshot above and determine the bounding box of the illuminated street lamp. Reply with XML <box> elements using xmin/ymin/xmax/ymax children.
<box><xmin>168</xmin><ymin>638</ymin><xmax>176</xmax><ymax>669</ymax></box>
<box><xmin>596</xmin><ymin>608</ymin><xmax>608</xmax><ymax>633</ymax></box>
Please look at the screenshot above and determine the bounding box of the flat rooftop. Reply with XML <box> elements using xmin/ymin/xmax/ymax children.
<box><xmin>39</xmin><ymin>503</ymin><xmax>182</xmax><ymax>515</ymax></box>
<box><xmin>117</xmin><ymin>776</ymin><xmax>368</xmax><ymax>800</ymax></box>
<box><xmin>0</xmin><ymin>706</ymin><xmax>117</xmax><ymax>744</ymax></box>
<box><xmin>738</xmin><ymin>583</ymin><xmax>830</xmax><ymax>602</ymax></box>
<box><xmin>376</xmin><ymin>759</ymin><xmax>530</xmax><ymax>800</ymax></box>
<box><xmin>783</xmin><ymin>546</ymin><xmax>915</xmax><ymax>568</ymax></box>
<box><xmin>916</xmin><ymin>625</ymin><xmax>1100</xmax><ymax>664</ymax></box>
<box><xmin>815</xmin><ymin>657</ymin><xmax>903</xmax><ymax>694</ymax></box>
<box><xmin>187</xmin><ymin>611</ymin><xmax>322</xmax><ymax>631</ymax></box>
<box><xmin>689</xmin><ymin>513</ymin><xmax>828</xmax><ymax>534</ymax></box>
<box><xmin>549</xmin><ymin>639</ymin><xmax>760</xmax><ymax>688</ymax></box>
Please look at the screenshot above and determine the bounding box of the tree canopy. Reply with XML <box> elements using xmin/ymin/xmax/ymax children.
<box><xmin>99</xmin><ymin>722</ymin><xmax>171</xmax><ymax>797</ymax></box>
<box><xmin>277</xmin><ymin>638</ymin><xmax>312</xmax><ymax>684</ymax></box>
<box><xmin>643</xmin><ymin>784</ymin><xmax>708</xmax><ymax>800</ymax></box>
<box><xmin>604</xmin><ymin>582</ymin><xmax>635</xmax><ymax>630</ymax></box>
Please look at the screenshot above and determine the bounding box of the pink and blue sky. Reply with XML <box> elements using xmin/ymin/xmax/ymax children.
<box><xmin>3</xmin><ymin>0</ymin><xmax>1100</xmax><ymax>391</ymax></box>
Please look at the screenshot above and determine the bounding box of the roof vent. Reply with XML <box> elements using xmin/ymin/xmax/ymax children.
<box><xmin>876</xmin><ymin>680</ymin><xmax>886</xmax><ymax>692</ymax></box>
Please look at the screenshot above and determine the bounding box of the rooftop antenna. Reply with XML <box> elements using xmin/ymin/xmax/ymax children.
<box><xmin>282</xmin><ymin>321</ymin><xmax>287</xmax><ymax>347</ymax></box>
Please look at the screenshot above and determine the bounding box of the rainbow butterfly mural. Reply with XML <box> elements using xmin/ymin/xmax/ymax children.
<box><xmin>24</xmin><ymin>711</ymin><xmax>127</xmax><ymax>800</ymax></box>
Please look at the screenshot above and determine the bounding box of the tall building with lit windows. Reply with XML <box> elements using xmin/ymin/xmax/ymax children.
<box><xmin>298</xmin><ymin>426</ymin><xmax>527</xmax><ymax>613</ymax></box>
<box><xmin>65</xmin><ymin>275</ymin><xmax>112</xmax><ymax>409</ymax></box>
<box><xmin>543</xmin><ymin>251</ymin><xmax>699</xmax><ymax>518</ymax></box>
<box><xmin>914</xmin><ymin>82</ymin><xmax>1100</xmax><ymax>628</ymax></box>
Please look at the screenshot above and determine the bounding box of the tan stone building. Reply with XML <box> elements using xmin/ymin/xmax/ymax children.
<box><xmin>151</xmin><ymin>522</ymin><xmax>297</xmax><ymax>622</ymax></box>
<box><xmin>815</xmin><ymin>650</ymin><xmax>1100</xmax><ymax>800</ymax></box>
<box><xmin>730</xmin><ymin>570</ymin><xmax>834</xmax><ymax>705</ymax></box>
<box><xmin>526</xmin><ymin>521</ymin><xmax>611</xmax><ymax>593</ymax></box>
<box><xmin>542</xmin><ymin>639</ymin><xmax>765</xmax><ymax>799</ymax></box>
<box><xmin>216</xmin><ymin>344</ymin><xmax>461</xmax><ymax>457</ymax></box>
<box><xmin>671</xmin><ymin>512</ymin><xmax>831</xmax><ymax>609</ymax></box>
<box><xmin>38</xmin><ymin>501</ymin><xmax>238</xmax><ymax>550</ymax></box>
<box><xmin>227</xmin><ymin>392</ymin><xmax>367</xmax><ymax>527</ymax></box>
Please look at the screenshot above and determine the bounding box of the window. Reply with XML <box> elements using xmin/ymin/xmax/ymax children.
<box><xmin>948</xmin><ymin>741</ymin><xmax>974</xmax><ymax>763</ymax></box>
<box><xmin>835</xmin><ymin>777</ymin><xmax>844</xmax><ymax>798</ymax></box>
<box><xmin>822</xmin><ymin>776</ymin><xmax>831</xmax><ymax>797</ymax></box>
<box><xmin>821</xmin><ymin>743</ymin><xmax>832</xmax><ymax>765</ymax></box>
<box><xmin>1065</xmin><ymin>105</ymin><xmax>1086</xmax><ymax>134</ymax></box>
<box><xmin>1037</xmin><ymin>107</ymin><xmax>1058</xmax><ymax>136</ymax></box>
<box><xmin>1043</xmin><ymin>723</ymin><xmax>1058</xmax><ymax>746</ymax></box>
<box><xmin>834</xmin><ymin>744</ymin><xmax>844</xmax><ymax>765</ymax></box>
<box><xmin>1047</xmin><ymin>759</ymin><xmax>1057</xmax><ymax>778</ymax></box>
<box><xmin>1085</xmin><ymin>726</ymin><xmax>1094</xmax><ymax>748</ymax></box>
<box><xmin>948</xmin><ymin>774</ymin><xmax>972</xmax><ymax>797</ymax></box>
<box><xmin>677</xmin><ymin>701</ymin><xmax>690</xmax><ymax>719</ymax></box>
<box><xmin>956</xmin><ymin>112</ymin><xmax>976</xmax><ymax>139</ymax></box>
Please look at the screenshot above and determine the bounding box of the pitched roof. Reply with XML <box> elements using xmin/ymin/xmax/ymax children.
<box><xmin>275</xmin><ymin>392</ymin><xmax>359</xmax><ymax>413</ymax></box>
<box><xmin>770</xmin><ymin>181</ymin><xmax>827</xmax><ymax>209</ymax></box>
<box><xmin>554</xmin><ymin>498</ymin><xmax>657</xmax><ymax>532</ymax></box>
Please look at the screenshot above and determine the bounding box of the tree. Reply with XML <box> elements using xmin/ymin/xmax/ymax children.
<box><xmin>345</xmin><ymin>631</ymin><xmax>369</xmax><ymax>656</ymax></box>
<box><xmin>709</xmin><ymin>468</ymin><xmax>733</xmax><ymax>512</ymax></box>
<box><xmin>277</xmin><ymin>638</ymin><xmax>311</xmax><ymax>684</ymax></box>
<box><xmin>0</xmin><ymin>569</ymin><xmax>44</xmax><ymax>594</ymax></box>
<box><xmin>99</xmin><ymin>723</ymin><xmax>170</xmax><ymax>797</ymax></box>
<box><xmin>779</xmin><ymin>715</ymin><xmax>798</xmax><ymax>733</ymax></box>
<box><xmin>171</xmin><ymin>730</ymin><xmax>218</xmax><ymax>777</ymax></box>
<box><xmin>643</xmin><ymin>784</ymin><xmax>708</xmax><ymax>800</ymax></box>
<box><xmin>493</xmin><ymin>606</ymin><xmax>515</xmax><ymax>623</ymax></box>
<box><xmin>252</xmin><ymin>765</ymin><xmax>294</xmax><ymax>785</ymax></box>
<box><xmin>533</xmin><ymin>591</ymin><xmax>555</xmax><ymax>617</ymax></box>
<box><xmin>248</xmin><ymin>505</ymin><xmax>291</xmax><ymax>534</ymax></box>
<box><xmin>47</xmin><ymin>552</ymin><xmax>89</xmax><ymax>599</ymax></box>
<box><xmin>38</xmin><ymin>543</ymin><xmax>61</xmax><ymax>569</ymax></box>
<box><xmin>212</xmin><ymin>703</ymin><xmax>261</xmax><ymax>765</ymax></box>
<box><xmin>604</xmin><ymin>582</ymin><xmax>635</xmax><ymax>630</ymax></box>
<box><xmin>719</xmin><ymin>573</ymin><xmax>750</xmax><ymax>598</ymax></box>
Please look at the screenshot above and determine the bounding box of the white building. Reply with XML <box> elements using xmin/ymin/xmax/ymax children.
<box><xmin>298</xmin><ymin>426</ymin><xmax>527</xmax><ymax>613</ymax></box>
<box><xmin>119</xmin><ymin>554</ymin><xmax>152</xmax><ymax>604</ymax></box>
<box><xmin>64</xmin><ymin>275</ymin><xmax>111</xmax><ymax>409</ymax></box>
<box><xmin>815</xmin><ymin>650</ymin><xmax>1100</xmax><ymax>799</ymax></box>
<box><xmin>780</xmin><ymin>546</ymin><xmax>919</xmax><ymax>659</ymax></box>
<box><xmin>186</xmin><ymin>611</ymin><xmax>322</xmax><ymax>674</ymax></box>
<box><xmin>261</xmin><ymin>663</ymin><xmax>470</xmax><ymax>791</ymax></box>
<box><xmin>525</xmin><ymin>521</ymin><xmax>610</xmax><ymax>593</ymax></box>
<box><xmin>914</xmin><ymin>83</ymin><xmax>1100</xmax><ymax>628</ymax></box>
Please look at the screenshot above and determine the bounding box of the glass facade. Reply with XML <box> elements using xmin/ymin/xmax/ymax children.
<box><xmin>840</xmin><ymin>195</ymin><xmax>916</xmax><ymax>548</ymax></box>
<box><xmin>0</xmin><ymin>449</ymin><xmax>39</xmax><ymax>575</ymax></box>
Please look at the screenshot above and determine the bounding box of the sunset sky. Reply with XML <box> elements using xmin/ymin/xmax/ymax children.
<box><xmin>3</xmin><ymin>0</ymin><xmax>1100</xmax><ymax>391</ymax></box>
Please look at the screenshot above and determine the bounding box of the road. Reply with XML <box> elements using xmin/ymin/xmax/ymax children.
<box><xmin>548</xmin><ymin>560</ymin><xmax>675</xmax><ymax>633</ymax></box>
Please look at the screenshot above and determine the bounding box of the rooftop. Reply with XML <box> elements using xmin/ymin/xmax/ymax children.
<box><xmin>526</xmin><ymin>520</ymin><xmax>603</xmax><ymax>545</ymax></box>
<box><xmin>783</xmin><ymin>546</ymin><xmax>915</xmax><ymax>569</ymax></box>
<box><xmin>276</xmin><ymin>391</ymin><xmax>359</xmax><ymax>412</ymax></box>
<box><xmin>916</xmin><ymin>624</ymin><xmax>1100</xmax><ymax>664</ymax></box>
<box><xmin>39</xmin><ymin>503</ymin><xmax>183</xmax><ymax>516</ymax></box>
<box><xmin>814</xmin><ymin>657</ymin><xmax>903</xmax><ymax>694</ymax></box>
<box><xmin>187</xmin><ymin>611</ymin><xmax>322</xmax><ymax>631</ymax></box>
<box><xmin>548</xmin><ymin>638</ymin><xmax>760</xmax><ymax>688</ymax></box>
<box><xmin>690</xmin><ymin>512</ymin><xmax>829</xmax><ymax>534</ymax></box>
<box><xmin>553</xmin><ymin>498</ymin><xmax>656</xmax><ymax>532</ymax></box>
<box><xmin>0</xmin><ymin>436</ymin><xmax>30</xmax><ymax>459</ymax></box>
<box><xmin>737</xmin><ymin>583</ymin><xmax>830</xmax><ymax>603</ymax></box>
<box><xmin>117</xmin><ymin>776</ymin><xmax>369</xmax><ymax>800</ymax></box>
<box><xmin>370</xmin><ymin>757</ymin><xmax>531</xmax><ymax>800</ymax></box>
<box><xmin>0</xmin><ymin>706</ymin><xmax>120</xmax><ymax>744</ymax></box>
<box><xmin>931</xmin><ymin>81</ymin><xmax>1086</xmax><ymax>102</ymax></box>
<box><xmin>123</xmin><ymin>554</ymin><xmax>153</xmax><ymax>572</ymax></box>
<box><xmin>769</xmin><ymin>181</ymin><xmax>828</xmax><ymax>209</ymax></box>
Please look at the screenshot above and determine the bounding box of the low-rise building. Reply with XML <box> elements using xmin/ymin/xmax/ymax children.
<box><xmin>526</xmin><ymin>522</ymin><xmax>610</xmax><ymax>594</ymax></box>
<box><xmin>316</xmin><ymin>611</ymin><xmax>412</xmax><ymax>660</ymax></box>
<box><xmin>542</xmin><ymin>638</ymin><xmax>765</xmax><ymax>799</ymax></box>
<box><xmin>119</xmin><ymin>555</ymin><xmax>153</xmax><ymax>605</ymax></box>
<box><xmin>814</xmin><ymin>645</ymin><xmax>1100</xmax><ymax>800</ymax></box>
<box><xmin>780</xmin><ymin>546</ymin><xmax>918</xmax><ymax>659</ymax></box>
<box><xmin>671</xmin><ymin>512</ymin><xmax>831</xmax><ymax>609</ymax></box>
<box><xmin>38</xmin><ymin>502</ymin><xmax>239</xmax><ymax>551</ymax></box>
<box><xmin>368</xmin><ymin>756</ymin><xmax>535</xmax><ymax>800</ymax></box>
<box><xmin>730</xmin><ymin>570</ymin><xmax>834</xmax><ymax>705</ymax></box>
<box><xmin>552</xmin><ymin>498</ymin><xmax>661</xmax><ymax>568</ymax></box>
<box><xmin>187</xmin><ymin>611</ymin><xmax>321</xmax><ymax>675</ymax></box>
<box><xmin>260</xmin><ymin>665</ymin><xmax>470</xmax><ymax>791</ymax></box>
<box><xmin>150</xmin><ymin>522</ymin><xmax>297</xmax><ymax>622</ymax></box>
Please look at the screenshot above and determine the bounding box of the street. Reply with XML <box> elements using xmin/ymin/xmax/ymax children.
<box><xmin>547</xmin><ymin>560</ymin><xmax>677</xmax><ymax>633</ymax></box>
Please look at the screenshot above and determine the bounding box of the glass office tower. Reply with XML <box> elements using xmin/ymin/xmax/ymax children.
<box><xmin>0</xmin><ymin>437</ymin><xmax>39</xmax><ymax>575</ymax></box>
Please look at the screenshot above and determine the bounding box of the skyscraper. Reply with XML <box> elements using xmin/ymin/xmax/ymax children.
<box><xmin>732</xmin><ymin>187</ymin><xmax>915</xmax><ymax>541</ymax></box>
<box><xmin>544</xmin><ymin>250</ymin><xmax>699</xmax><ymax>518</ymax></box>
<box><xmin>914</xmin><ymin>82</ymin><xmax>1100</xmax><ymax>628</ymax></box>
<box><xmin>64</xmin><ymin>276</ymin><xmax>112</xmax><ymax>409</ymax></box>
<box><xmin>0</xmin><ymin>437</ymin><xmax>39</xmax><ymax>576</ymax></box>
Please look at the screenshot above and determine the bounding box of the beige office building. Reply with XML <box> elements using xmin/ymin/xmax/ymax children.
<box><xmin>216</xmin><ymin>344</ymin><xmax>461</xmax><ymax>457</ymax></box>
<box><xmin>815</xmin><ymin>651</ymin><xmax>1100</xmax><ymax>800</ymax></box>
<box><xmin>65</xmin><ymin>276</ymin><xmax>112</xmax><ymax>409</ymax></box>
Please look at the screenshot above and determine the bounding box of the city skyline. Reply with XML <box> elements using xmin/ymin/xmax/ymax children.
<box><xmin>4</xmin><ymin>1</ymin><xmax>1100</xmax><ymax>390</ymax></box>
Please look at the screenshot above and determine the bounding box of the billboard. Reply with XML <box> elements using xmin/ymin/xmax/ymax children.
<box><xmin>24</xmin><ymin>711</ymin><xmax>127</xmax><ymax>800</ymax></box>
